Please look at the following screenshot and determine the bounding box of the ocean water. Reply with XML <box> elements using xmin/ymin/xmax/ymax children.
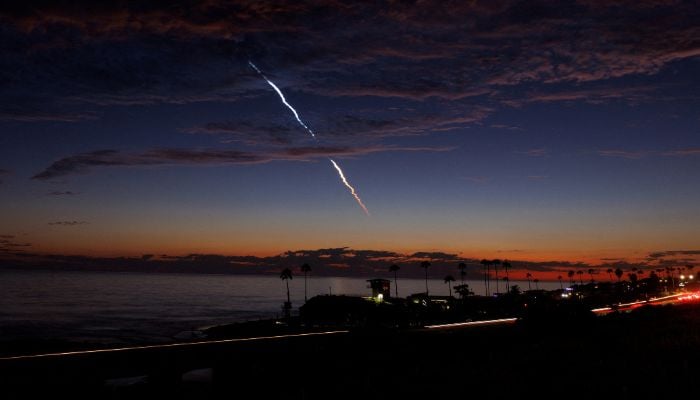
<box><xmin>0</xmin><ymin>269</ymin><xmax>560</xmax><ymax>344</ymax></box>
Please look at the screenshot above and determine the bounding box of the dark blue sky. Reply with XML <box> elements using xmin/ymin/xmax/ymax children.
<box><xmin>0</xmin><ymin>1</ymin><xmax>698</xmax><ymax>274</ymax></box>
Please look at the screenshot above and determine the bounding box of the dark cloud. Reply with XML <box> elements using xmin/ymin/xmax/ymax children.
<box><xmin>32</xmin><ymin>145</ymin><xmax>453</xmax><ymax>180</ymax></box>
<box><xmin>48</xmin><ymin>221</ymin><xmax>88</xmax><ymax>226</ymax></box>
<box><xmin>648</xmin><ymin>250</ymin><xmax>700</xmax><ymax>259</ymax></box>
<box><xmin>47</xmin><ymin>191</ymin><xmax>79</xmax><ymax>196</ymax></box>
<box><xmin>0</xmin><ymin>234</ymin><xmax>31</xmax><ymax>253</ymax></box>
<box><xmin>1</xmin><ymin>1</ymin><xmax>699</xmax><ymax>121</ymax></box>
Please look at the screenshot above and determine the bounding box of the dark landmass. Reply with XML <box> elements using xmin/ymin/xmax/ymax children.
<box><xmin>2</xmin><ymin>299</ymin><xmax>699</xmax><ymax>400</ymax></box>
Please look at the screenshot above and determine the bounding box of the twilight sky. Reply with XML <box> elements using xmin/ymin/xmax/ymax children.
<box><xmin>1</xmin><ymin>1</ymin><xmax>699</xmax><ymax>274</ymax></box>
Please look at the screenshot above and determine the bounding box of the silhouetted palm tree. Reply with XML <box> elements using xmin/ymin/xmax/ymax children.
<box><xmin>492</xmin><ymin>259</ymin><xmax>501</xmax><ymax>294</ymax></box>
<box><xmin>577</xmin><ymin>270</ymin><xmax>584</xmax><ymax>285</ymax></box>
<box><xmin>280</xmin><ymin>268</ymin><xmax>293</xmax><ymax>317</ymax></box>
<box><xmin>567</xmin><ymin>270</ymin><xmax>575</xmax><ymax>286</ymax></box>
<box><xmin>614</xmin><ymin>268</ymin><xmax>623</xmax><ymax>282</ymax></box>
<box><xmin>421</xmin><ymin>261</ymin><xmax>431</xmax><ymax>296</ymax></box>
<box><xmin>458</xmin><ymin>262</ymin><xmax>467</xmax><ymax>285</ymax></box>
<box><xmin>533</xmin><ymin>278</ymin><xmax>539</xmax><ymax>290</ymax></box>
<box><xmin>389</xmin><ymin>264</ymin><xmax>400</xmax><ymax>297</ymax></box>
<box><xmin>444</xmin><ymin>275</ymin><xmax>455</xmax><ymax>297</ymax></box>
<box><xmin>607</xmin><ymin>268</ymin><xmax>614</xmax><ymax>281</ymax></box>
<box><xmin>300</xmin><ymin>263</ymin><xmax>311</xmax><ymax>302</ymax></box>
<box><xmin>454</xmin><ymin>283</ymin><xmax>472</xmax><ymax>298</ymax></box>
<box><xmin>480</xmin><ymin>259</ymin><xmax>490</xmax><ymax>296</ymax></box>
<box><xmin>588</xmin><ymin>269</ymin><xmax>595</xmax><ymax>283</ymax></box>
<box><xmin>502</xmin><ymin>260</ymin><xmax>512</xmax><ymax>292</ymax></box>
<box><xmin>526</xmin><ymin>272</ymin><xmax>532</xmax><ymax>290</ymax></box>
<box><xmin>557</xmin><ymin>275</ymin><xmax>563</xmax><ymax>290</ymax></box>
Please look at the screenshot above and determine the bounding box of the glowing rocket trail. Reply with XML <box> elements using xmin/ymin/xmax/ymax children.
<box><xmin>329</xmin><ymin>159</ymin><xmax>370</xmax><ymax>216</ymax></box>
<box><xmin>249</xmin><ymin>61</ymin><xmax>370</xmax><ymax>215</ymax></box>
<box><xmin>248</xmin><ymin>61</ymin><xmax>315</xmax><ymax>139</ymax></box>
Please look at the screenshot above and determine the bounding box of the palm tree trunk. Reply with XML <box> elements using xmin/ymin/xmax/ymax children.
<box><xmin>505</xmin><ymin>267</ymin><xmax>510</xmax><ymax>292</ymax></box>
<box><xmin>448</xmin><ymin>282</ymin><xmax>452</xmax><ymax>297</ymax></box>
<box><xmin>494</xmin><ymin>265</ymin><xmax>499</xmax><ymax>294</ymax></box>
<box><xmin>304</xmin><ymin>272</ymin><xmax>308</xmax><ymax>302</ymax></box>
<box><xmin>425</xmin><ymin>268</ymin><xmax>429</xmax><ymax>296</ymax></box>
<box><xmin>394</xmin><ymin>271</ymin><xmax>398</xmax><ymax>298</ymax></box>
<box><xmin>286</xmin><ymin>280</ymin><xmax>290</xmax><ymax>304</ymax></box>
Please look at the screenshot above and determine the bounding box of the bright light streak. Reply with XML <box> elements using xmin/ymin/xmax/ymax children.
<box><xmin>248</xmin><ymin>60</ymin><xmax>370</xmax><ymax>215</ymax></box>
<box><xmin>329</xmin><ymin>159</ymin><xmax>370</xmax><ymax>215</ymax></box>
<box><xmin>0</xmin><ymin>330</ymin><xmax>349</xmax><ymax>361</ymax></box>
<box><xmin>425</xmin><ymin>317</ymin><xmax>517</xmax><ymax>329</ymax></box>
<box><xmin>248</xmin><ymin>61</ymin><xmax>315</xmax><ymax>139</ymax></box>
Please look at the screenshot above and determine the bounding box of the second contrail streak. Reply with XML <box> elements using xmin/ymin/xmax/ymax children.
<box><xmin>248</xmin><ymin>60</ymin><xmax>369</xmax><ymax>215</ymax></box>
<box><xmin>329</xmin><ymin>159</ymin><xmax>370</xmax><ymax>216</ymax></box>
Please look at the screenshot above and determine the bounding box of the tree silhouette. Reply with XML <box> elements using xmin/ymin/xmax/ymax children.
<box><xmin>557</xmin><ymin>275</ymin><xmax>563</xmax><ymax>290</ymax></box>
<box><xmin>492</xmin><ymin>259</ymin><xmax>501</xmax><ymax>294</ymax></box>
<box><xmin>458</xmin><ymin>262</ymin><xmax>467</xmax><ymax>285</ymax></box>
<box><xmin>607</xmin><ymin>268</ymin><xmax>614</xmax><ymax>281</ymax></box>
<box><xmin>533</xmin><ymin>278</ymin><xmax>540</xmax><ymax>290</ymax></box>
<box><xmin>614</xmin><ymin>268</ymin><xmax>623</xmax><ymax>282</ymax></box>
<box><xmin>480</xmin><ymin>259</ymin><xmax>491</xmax><ymax>296</ymax></box>
<box><xmin>454</xmin><ymin>283</ymin><xmax>473</xmax><ymax>298</ymax></box>
<box><xmin>502</xmin><ymin>260</ymin><xmax>512</xmax><ymax>292</ymax></box>
<box><xmin>389</xmin><ymin>264</ymin><xmax>400</xmax><ymax>298</ymax></box>
<box><xmin>526</xmin><ymin>272</ymin><xmax>533</xmax><ymax>290</ymax></box>
<box><xmin>588</xmin><ymin>269</ymin><xmax>595</xmax><ymax>283</ymax></box>
<box><xmin>567</xmin><ymin>270</ymin><xmax>575</xmax><ymax>286</ymax></box>
<box><xmin>576</xmin><ymin>270</ymin><xmax>584</xmax><ymax>285</ymax></box>
<box><xmin>280</xmin><ymin>268</ymin><xmax>293</xmax><ymax>317</ymax></box>
<box><xmin>300</xmin><ymin>263</ymin><xmax>311</xmax><ymax>302</ymax></box>
<box><xmin>421</xmin><ymin>261</ymin><xmax>431</xmax><ymax>296</ymax></box>
<box><xmin>444</xmin><ymin>275</ymin><xmax>455</xmax><ymax>297</ymax></box>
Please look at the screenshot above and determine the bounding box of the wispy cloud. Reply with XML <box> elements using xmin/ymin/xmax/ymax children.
<box><xmin>33</xmin><ymin>145</ymin><xmax>453</xmax><ymax>180</ymax></box>
<box><xmin>47</xmin><ymin>191</ymin><xmax>79</xmax><ymax>196</ymax></box>
<box><xmin>48</xmin><ymin>221</ymin><xmax>88</xmax><ymax>226</ymax></box>
<box><xmin>598</xmin><ymin>150</ymin><xmax>649</xmax><ymax>159</ymax></box>
<box><xmin>662</xmin><ymin>148</ymin><xmax>700</xmax><ymax>157</ymax></box>
<box><xmin>462</xmin><ymin>176</ymin><xmax>490</xmax><ymax>184</ymax></box>
<box><xmin>517</xmin><ymin>149</ymin><xmax>548</xmax><ymax>157</ymax></box>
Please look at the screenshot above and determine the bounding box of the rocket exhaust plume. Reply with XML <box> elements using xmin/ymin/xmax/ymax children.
<box><xmin>249</xmin><ymin>61</ymin><xmax>370</xmax><ymax>215</ymax></box>
<box><xmin>248</xmin><ymin>61</ymin><xmax>315</xmax><ymax>139</ymax></box>
<box><xmin>329</xmin><ymin>159</ymin><xmax>370</xmax><ymax>216</ymax></box>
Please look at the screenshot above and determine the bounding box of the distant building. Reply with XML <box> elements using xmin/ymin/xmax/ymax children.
<box><xmin>367</xmin><ymin>278</ymin><xmax>391</xmax><ymax>300</ymax></box>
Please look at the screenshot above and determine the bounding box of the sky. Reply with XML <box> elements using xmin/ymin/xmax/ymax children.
<box><xmin>0</xmin><ymin>1</ymin><xmax>699</xmax><ymax>277</ymax></box>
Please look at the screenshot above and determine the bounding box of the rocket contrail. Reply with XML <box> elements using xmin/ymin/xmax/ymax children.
<box><xmin>249</xmin><ymin>61</ymin><xmax>369</xmax><ymax>215</ymax></box>
<box><xmin>329</xmin><ymin>159</ymin><xmax>370</xmax><ymax>216</ymax></box>
<box><xmin>248</xmin><ymin>61</ymin><xmax>315</xmax><ymax>139</ymax></box>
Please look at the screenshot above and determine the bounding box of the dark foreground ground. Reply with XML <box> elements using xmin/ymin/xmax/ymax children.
<box><xmin>1</xmin><ymin>303</ymin><xmax>699</xmax><ymax>400</ymax></box>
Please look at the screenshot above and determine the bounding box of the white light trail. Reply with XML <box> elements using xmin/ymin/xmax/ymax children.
<box><xmin>248</xmin><ymin>60</ymin><xmax>370</xmax><ymax>215</ymax></box>
<box><xmin>248</xmin><ymin>61</ymin><xmax>315</xmax><ymax>139</ymax></box>
<box><xmin>0</xmin><ymin>330</ymin><xmax>349</xmax><ymax>361</ymax></box>
<box><xmin>329</xmin><ymin>158</ymin><xmax>370</xmax><ymax>216</ymax></box>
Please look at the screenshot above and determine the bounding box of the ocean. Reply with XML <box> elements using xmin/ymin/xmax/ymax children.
<box><xmin>0</xmin><ymin>269</ymin><xmax>560</xmax><ymax>345</ymax></box>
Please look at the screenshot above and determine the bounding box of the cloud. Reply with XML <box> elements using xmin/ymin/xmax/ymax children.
<box><xmin>517</xmin><ymin>149</ymin><xmax>548</xmax><ymax>157</ymax></box>
<box><xmin>2</xmin><ymin>1</ymin><xmax>699</xmax><ymax>122</ymax></box>
<box><xmin>662</xmin><ymin>148</ymin><xmax>700</xmax><ymax>157</ymax></box>
<box><xmin>0</xmin><ymin>234</ymin><xmax>31</xmax><ymax>253</ymax></box>
<box><xmin>32</xmin><ymin>145</ymin><xmax>453</xmax><ymax>180</ymax></box>
<box><xmin>47</xmin><ymin>191</ymin><xmax>79</xmax><ymax>196</ymax></box>
<box><xmin>48</xmin><ymin>221</ymin><xmax>88</xmax><ymax>226</ymax></box>
<box><xmin>647</xmin><ymin>250</ymin><xmax>700</xmax><ymax>259</ymax></box>
<box><xmin>598</xmin><ymin>150</ymin><xmax>649</xmax><ymax>159</ymax></box>
<box><xmin>462</xmin><ymin>176</ymin><xmax>490</xmax><ymax>184</ymax></box>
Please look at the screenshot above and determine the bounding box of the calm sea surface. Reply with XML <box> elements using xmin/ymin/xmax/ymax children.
<box><xmin>0</xmin><ymin>269</ymin><xmax>560</xmax><ymax>344</ymax></box>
